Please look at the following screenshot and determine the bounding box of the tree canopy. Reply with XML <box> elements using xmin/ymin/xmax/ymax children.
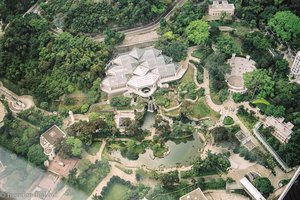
<box><xmin>186</xmin><ymin>19</ymin><xmax>209</xmax><ymax>45</ymax></box>
<box><xmin>244</xmin><ymin>69</ymin><xmax>275</xmax><ymax>98</ymax></box>
<box><xmin>268</xmin><ymin>11</ymin><xmax>300</xmax><ymax>42</ymax></box>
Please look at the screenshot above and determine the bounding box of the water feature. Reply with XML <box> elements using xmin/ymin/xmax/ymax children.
<box><xmin>110</xmin><ymin>132</ymin><xmax>203</xmax><ymax>169</ymax></box>
<box><xmin>141</xmin><ymin>112</ymin><xmax>156</xmax><ymax>130</ymax></box>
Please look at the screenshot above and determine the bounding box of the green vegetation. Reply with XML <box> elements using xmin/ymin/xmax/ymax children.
<box><xmin>237</xmin><ymin>106</ymin><xmax>258</xmax><ymax>130</ymax></box>
<box><xmin>0</xmin><ymin>14</ymin><xmax>111</xmax><ymax>108</ymax></box>
<box><xmin>254</xmin><ymin>177</ymin><xmax>274</xmax><ymax>198</ymax></box>
<box><xmin>66</xmin><ymin>160</ymin><xmax>111</xmax><ymax>195</ymax></box>
<box><xmin>77</xmin><ymin>159</ymin><xmax>92</xmax><ymax>173</ymax></box>
<box><xmin>252</xmin><ymin>98</ymin><xmax>270</xmax><ymax>106</ymax></box>
<box><xmin>182</xmin><ymin>97</ymin><xmax>220</xmax><ymax>120</ymax></box>
<box><xmin>216</xmin><ymin>35</ymin><xmax>240</xmax><ymax>57</ymax></box>
<box><xmin>86</xmin><ymin>141</ymin><xmax>102</xmax><ymax>156</ymax></box>
<box><xmin>103</xmin><ymin>183</ymin><xmax>130</xmax><ymax>200</ymax></box>
<box><xmin>268</xmin><ymin>11</ymin><xmax>300</xmax><ymax>47</ymax></box>
<box><xmin>186</xmin><ymin>19</ymin><xmax>209</xmax><ymax>45</ymax></box>
<box><xmin>96</xmin><ymin>176</ymin><xmax>149</xmax><ymax>200</ymax></box>
<box><xmin>18</xmin><ymin>108</ymin><xmax>63</xmax><ymax>131</ymax></box>
<box><xmin>223</xmin><ymin>116</ymin><xmax>234</xmax><ymax>125</ymax></box>
<box><xmin>192</xmin><ymin>152</ymin><xmax>230</xmax><ymax>176</ymax></box>
<box><xmin>110</xmin><ymin>96</ymin><xmax>131</xmax><ymax>109</ymax></box>
<box><xmin>40</xmin><ymin>0</ymin><xmax>172</xmax><ymax>34</ymax></box>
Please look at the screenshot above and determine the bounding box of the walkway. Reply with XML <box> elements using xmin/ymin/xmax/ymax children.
<box><xmin>82</xmin><ymin>140</ymin><xmax>107</xmax><ymax>164</ymax></box>
<box><xmin>87</xmin><ymin>161</ymin><xmax>137</xmax><ymax>200</ymax></box>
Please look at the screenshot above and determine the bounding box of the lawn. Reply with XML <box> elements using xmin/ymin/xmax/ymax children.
<box><xmin>192</xmin><ymin>49</ymin><xmax>203</xmax><ymax>59</ymax></box>
<box><xmin>89</xmin><ymin>104</ymin><xmax>114</xmax><ymax>112</ymax></box>
<box><xmin>58</xmin><ymin>90</ymin><xmax>88</xmax><ymax>112</ymax></box>
<box><xmin>103</xmin><ymin>183</ymin><xmax>130</xmax><ymax>200</ymax></box>
<box><xmin>181</xmin><ymin>64</ymin><xmax>195</xmax><ymax>85</ymax></box>
<box><xmin>164</xmin><ymin>108</ymin><xmax>181</xmax><ymax>117</ymax></box>
<box><xmin>237</xmin><ymin>114</ymin><xmax>258</xmax><ymax>130</ymax></box>
<box><xmin>86</xmin><ymin>141</ymin><xmax>102</xmax><ymax>156</ymax></box>
<box><xmin>189</xmin><ymin>97</ymin><xmax>220</xmax><ymax>120</ymax></box>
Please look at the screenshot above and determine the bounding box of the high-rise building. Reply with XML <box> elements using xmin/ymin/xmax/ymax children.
<box><xmin>291</xmin><ymin>51</ymin><xmax>300</xmax><ymax>77</ymax></box>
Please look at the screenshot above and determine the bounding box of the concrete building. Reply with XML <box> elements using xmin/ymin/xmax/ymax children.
<box><xmin>290</xmin><ymin>51</ymin><xmax>300</xmax><ymax>77</ymax></box>
<box><xmin>0</xmin><ymin>102</ymin><xmax>6</xmax><ymax>128</ymax></box>
<box><xmin>101</xmin><ymin>47</ymin><xmax>185</xmax><ymax>98</ymax></box>
<box><xmin>265</xmin><ymin>117</ymin><xmax>294</xmax><ymax>143</ymax></box>
<box><xmin>240</xmin><ymin>177</ymin><xmax>266</xmax><ymax>200</ymax></box>
<box><xmin>40</xmin><ymin>125</ymin><xmax>66</xmax><ymax>160</ymax></box>
<box><xmin>179</xmin><ymin>188</ymin><xmax>207</xmax><ymax>200</ymax></box>
<box><xmin>208</xmin><ymin>1</ymin><xmax>235</xmax><ymax>17</ymax></box>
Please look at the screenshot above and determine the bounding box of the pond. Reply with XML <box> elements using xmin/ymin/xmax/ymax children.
<box><xmin>110</xmin><ymin>132</ymin><xmax>204</xmax><ymax>170</ymax></box>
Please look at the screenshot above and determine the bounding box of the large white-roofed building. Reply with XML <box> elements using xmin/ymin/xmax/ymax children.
<box><xmin>101</xmin><ymin>47</ymin><xmax>184</xmax><ymax>97</ymax></box>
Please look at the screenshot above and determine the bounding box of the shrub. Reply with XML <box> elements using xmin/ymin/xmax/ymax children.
<box><xmin>223</xmin><ymin>116</ymin><xmax>234</xmax><ymax>125</ymax></box>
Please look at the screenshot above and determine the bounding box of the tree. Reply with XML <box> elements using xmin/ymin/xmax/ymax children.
<box><xmin>244</xmin><ymin>69</ymin><xmax>275</xmax><ymax>99</ymax></box>
<box><xmin>104</xmin><ymin>28</ymin><xmax>125</xmax><ymax>46</ymax></box>
<box><xmin>186</xmin><ymin>19</ymin><xmax>209</xmax><ymax>45</ymax></box>
<box><xmin>27</xmin><ymin>144</ymin><xmax>47</xmax><ymax>166</ymax></box>
<box><xmin>161</xmin><ymin>171</ymin><xmax>179</xmax><ymax>187</ymax></box>
<box><xmin>273</xmin><ymin>57</ymin><xmax>289</xmax><ymax>79</ymax></box>
<box><xmin>216</xmin><ymin>36</ymin><xmax>240</xmax><ymax>57</ymax></box>
<box><xmin>211</xmin><ymin>126</ymin><xmax>229</xmax><ymax>142</ymax></box>
<box><xmin>268</xmin><ymin>11</ymin><xmax>300</xmax><ymax>42</ymax></box>
<box><xmin>254</xmin><ymin>177</ymin><xmax>274</xmax><ymax>198</ymax></box>
<box><xmin>66</xmin><ymin>136</ymin><xmax>83</xmax><ymax>157</ymax></box>
<box><xmin>110</xmin><ymin>96</ymin><xmax>131</xmax><ymax>108</ymax></box>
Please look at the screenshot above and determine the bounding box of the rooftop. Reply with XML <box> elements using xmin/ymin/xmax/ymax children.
<box><xmin>179</xmin><ymin>188</ymin><xmax>207</xmax><ymax>200</ymax></box>
<box><xmin>265</xmin><ymin>116</ymin><xmax>294</xmax><ymax>141</ymax></box>
<box><xmin>101</xmin><ymin>47</ymin><xmax>183</xmax><ymax>97</ymax></box>
<box><xmin>240</xmin><ymin>177</ymin><xmax>266</xmax><ymax>200</ymax></box>
<box><xmin>41</xmin><ymin>125</ymin><xmax>66</xmax><ymax>146</ymax></box>
<box><xmin>209</xmin><ymin>0</ymin><xmax>235</xmax><ymax>10</ymax></box>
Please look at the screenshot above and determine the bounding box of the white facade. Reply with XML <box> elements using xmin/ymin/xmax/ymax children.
<box><xmin>208</xmin><ymin>1</ymin><xmax>235</xmax><ymax>16</ymax></box>
<box><xmin>291</xmin><ymin>51</ymin><xmax>300</xmax><ymax>77</ymax></box>
<box><xmin>265</xmin><ymin>117</ymin><xmax>294</xmax><ymax>143</ymax></box>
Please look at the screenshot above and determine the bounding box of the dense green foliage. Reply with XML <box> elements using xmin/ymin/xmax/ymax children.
<box><xmin>192</xmin><ymin>151</ymin><xmax>230</xmax><ymax>175</ymax></box>
<box><xmin>94</xmin><ymin>176</ymin><xmax>149</xmax><ymax>200</ymax></box>
<box><xmin>18</xmin><ymin>108</ymin><xmax>63</xmax><ymax>131</ymax></box>
<box><xmin>0</xmin><ymin>112</ymin><xmax>42</xmax><ymax>165</ymax></box>
<box><xmin>0</xmin><ymin>0</ymin><xmax>37</xmax><ymax>23</ymax></box>
<box><xmin>254</xmin><ymin>177</ymin><xmax>274</xmax><ymax>198</ymax></box>
<box><xmin>0</xmin><ymin>14</ymin><xmax>111</xmax><ymax>106</ymax></box>
<box><xmin>110</xmin><ymin>96</ymin><xmax>131</xmax><ymax>108</ymax></box>
<box><xmin>66</xmin><ymin>160</ymin><xmax>111</xmax><ymax>194</ymax></box>
<box><xmin>40</xmin><ymin>0</ymin><xmax>172</xmax><ymax>34</ymax></box>
<box><xmin>186</xmin><ymin>19</ymin><xmax>209</xmax><ymax>45</ymax></box>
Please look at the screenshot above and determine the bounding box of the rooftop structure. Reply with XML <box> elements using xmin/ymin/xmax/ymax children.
<box><xmin>0</xmin><ymin>102</ymin><xmax>6</xmax><ymax>128</ymax></box>
<box><xmin>226</xmin><ymin>54</ymin><xmax>256</xmax><ymax>93</ymax></box>
<box><xmin>265</xmin><ymin>117</ymin><xmax>294</xmax><ymax>143</ymax></box>
<box><xmin>208</xmin><ymin>1</ymin><xmax>235</xmax><ymax>17</ymax></box>
<box><xmin>240</xmin><ymin>177</ymin><xmax>266</xmax><ymax>200</ymax></box>
<box><xmin>290</xmin><ymin>51</ymin><xmax>300</xmax><ymax>77</ymax></box>
<box><xmin>114</xmin><ymin>110</ymin><xmax>135</xmax><ymax>132</ymax></box>
<box><xmin>101</xmin><ymin>47</ymin><xmax>185</xmax><ymax>97</ymax></box>
<box><xmin>40</xmin><ymin>125</ymin><xmax>66</xmax><ymax>160</ymax></box>
<box><xmin>179</xmin><ymin>188</ymin><xmax>207</xmax><ymax>200</ymax></box>
<box><xmin>235</xmin><ymin>131</ymin><xmax>256</xmax><ymax>151</ymax></box>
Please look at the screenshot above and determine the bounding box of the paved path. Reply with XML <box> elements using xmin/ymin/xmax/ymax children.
<box><xmin>87</xmin><ymin>161</ymin><xmax>137</xmax><ymax>200</ymax></box>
